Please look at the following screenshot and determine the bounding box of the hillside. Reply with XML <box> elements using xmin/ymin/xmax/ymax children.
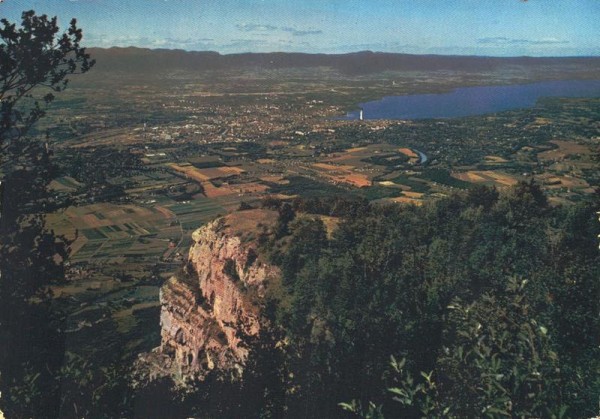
<box><xmin>86</xmin><ymin>47</ymin><xmax>600</xmax><ymax>76</ymax></box>
<box><xmin>131</xmin><ymin>187</ymin><xmax>600</xmax><ymax>418</ymax></box>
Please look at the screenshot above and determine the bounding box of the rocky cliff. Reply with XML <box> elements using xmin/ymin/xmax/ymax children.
<box><xmin>139</xmin><ymin>209</ymin><xmax>279</xmax><ymax>382</ymax></box>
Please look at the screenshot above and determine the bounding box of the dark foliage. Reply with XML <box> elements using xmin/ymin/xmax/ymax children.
<box><xmin>263</xmin><ymin>183</ymin><xmax>599</xmax><ymax>418</ymax></box>
<box><xmin>0</xmin><ymin>10</ymin><xmax>94</xmax><ymax>418</ymax></box>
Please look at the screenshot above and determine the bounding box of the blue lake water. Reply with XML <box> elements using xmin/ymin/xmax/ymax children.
<box><xmin>343</xmin><ymin>80</ymin><xmax>600</xmax><ymax>120</ymax></box>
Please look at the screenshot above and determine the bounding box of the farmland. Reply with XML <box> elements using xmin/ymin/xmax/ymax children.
<box><xmin>46</xmin><ymin>95</ymin><xmax>600</xmax><ymax>270</ymax></box>
<box><xmin>45</xmin><ymin>91</ymin><xmax>599</xmax><ymax>288</ymax></box>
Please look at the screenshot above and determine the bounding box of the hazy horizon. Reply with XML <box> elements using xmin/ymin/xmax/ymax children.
<box><xmin>2</xmin><ymin>0</ymin><xmax>599</xmax><ymax>57</ymax></box>
<box><xmin>88</xmin><ymin>45</ymin><xmax>600</xmax><ymax>59</ymax></box>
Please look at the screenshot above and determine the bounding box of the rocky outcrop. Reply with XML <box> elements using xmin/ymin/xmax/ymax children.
<box><xmin>140</xmin><ymin>209</ymin><xmax>279</xmax><ymax>382</ymax></box>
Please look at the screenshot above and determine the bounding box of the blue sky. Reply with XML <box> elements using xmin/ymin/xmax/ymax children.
<box><xmin>1</xmin><ymin>0</ymin><xmax>598</xmax><ymax>56</ymax></box>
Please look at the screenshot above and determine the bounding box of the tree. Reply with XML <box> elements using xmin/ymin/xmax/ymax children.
<box><xmin>278</xmin><ymin>187</ymin><xmax>598</xmax><ymax>417</ymax></box>
<box><xmin>275</xmin><ymin>202</ymin><xmax>295</xmax><ymax>238</ymax></box>
<box><xmin>0</xmin><ymin>10</ymin><xmax>94</xmax><ymax>147</ymax></box>
<box><xmin>435</xmin><ymin>278</ymin><xmax>563</xmax><ymax>418</ymax></box>
<box><xmin>0</xmin><ymin>10</ymin><xmax>94</xmax><ymax>417</ymax></box>
<box><xmin>1</xmin><ymin>9</ymin><xmax>94</xmax><ymax>256</ymax></box>
<box><xmin>341</xmin><ymin>279</ymin><xmax>566</xmax><ymax>419</ymax></box>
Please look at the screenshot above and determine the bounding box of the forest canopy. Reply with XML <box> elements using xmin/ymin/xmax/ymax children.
<box><xmin>256</xmin><ymin>183</ymin><xmax>599</xmax><ymax>418</ymax></box>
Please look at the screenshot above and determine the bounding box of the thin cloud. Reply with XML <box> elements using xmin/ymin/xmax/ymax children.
<box><xmin>236</xmin><ymin>23</ymin><xmax>278</xmax><ymax>32</ymax></box>
<box><xmin>281</xmin><ymin>27</ymin><xmax>322</xmax><ymax>36</ymax></box>
<box><xmin>85</xmin><ymin>34</ymin><xmax>220</xmax><ymax>51</ymax></box>
<box><xmin>236</xmin><ymin>23</ymin><xmax>322</xmax><ymax>37</ymax></box>
<box><xmin>165</xmin><ymin>37</ymin><xmax>215</xmax><ymax>45</ymax></box>
<box><xmin>478</xmin><ymin>37</ymin><xmax>569</xmax><ymax>46</ymax></box>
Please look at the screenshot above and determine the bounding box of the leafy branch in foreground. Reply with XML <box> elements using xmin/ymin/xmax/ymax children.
<box><xmin>0</xmin><ymin>10</ymin><xmax>94</xmax><ymax>150</ymax></box>
<box><xmin>0</xmin><ymin>9</ymin><xmax>94</xmax><ymax>418</ymax></box>
<box><xmin>341</xmin><ymin>278</ymin><xmax>569</xmax><ymax>419</ymax></box>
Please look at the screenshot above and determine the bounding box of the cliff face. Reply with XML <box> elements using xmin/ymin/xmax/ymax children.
<box><xmin>150</xmin><ymin>209</ymin><xmax>279</xmax><ymax>382</ymax></box>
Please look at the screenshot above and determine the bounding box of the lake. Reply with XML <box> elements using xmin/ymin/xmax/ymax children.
<box><xmin>343</xmin><ymin>80</ymin><xmax>600</xmax><ymax>120</ymax></box>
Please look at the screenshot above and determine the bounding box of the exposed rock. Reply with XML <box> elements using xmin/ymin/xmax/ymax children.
<box><xmin>137</xmin><ymin>209</ymin><xmax>279</xmax><ymax>383</ymax></box>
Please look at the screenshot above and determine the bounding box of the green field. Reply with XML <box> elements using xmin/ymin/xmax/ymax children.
<box><xmin>162</xmin><ymin>196</ymin><xmax>225</xmax><ymax>231</ymax></box>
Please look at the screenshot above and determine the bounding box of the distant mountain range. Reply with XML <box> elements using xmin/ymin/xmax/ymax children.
<box><xmin>86</xmin><ymin>47</ymin><xmax>600</xmax><ymax>75</ymax></box>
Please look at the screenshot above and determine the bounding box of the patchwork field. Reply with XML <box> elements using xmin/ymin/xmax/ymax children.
<box><xmin>484</xmin><ymin>155</ymin><xmax>510</xmax><ymax>163</ymax></box>
<box><xmin>158</xmin><ymin>196</ymin><xmax>225</xmax><ymax>231</ymax></box>
<box><xmin>328</xmin><ymin>143</ymin><xmax>402</xmax><ymax>165</ymax></box>
<box><xmin>47</xmin><ymin>203</ymin><xmax>179</xmax><ymax>263</ymax></box>
<box><xmin>294</xmin><ymin>143</ymin><xmax>425</xmax><ymax>188</ymax></box>
<box><xmin>389</xmin><ymin>195</ymin><xmax>423</xmax><ymax>205</ymax></box>
<box><xmin>46</xmin><ymin>196</ymin><xmax>226</xmax><ymax>265</ymax></box>
<box><xmin>398</xmin><ymin>148</ymin><xmax>418</xmax><ymax>158</ymax></box>
<box><xmin>537</xmin><ymin>173</ymin><xmax>593</xmax><ymax>191</ymax></box>
<box><xmin>309</xmin><ymin>162</ymin><xmax>372</xmax><ymax>187</ymax></box>
<box><xmin>537</xmin><ymin>140</ymin><xmax>592</xmax><ymax>162</ymax></box>
<box><xmin>49</xmin><ymin>176</ymin><xmax>84</xmax><ymax>192</ymax></box>
<box><xmin>195</xmin><ymin>166</ymin><xmax>246</xmax><ymax>180</ymax></box>
<box><xmin>169</xmin><ymin>163</ymin><xmax>244</xmax><ymax>183</ymax></box>
<box><xmin>202</xmin><ymin>179</ymin><xmax>270</xmax><ymax>199</ymax></box>
<box><xmin>452</xmin><ymin>170</ymin><xmax>519</xmax><ymax>187</ymax></box>
<box><xmin>259</xmin><ymin>175</ymin><xmax>289</xmax><ymax>184</ymax></box>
